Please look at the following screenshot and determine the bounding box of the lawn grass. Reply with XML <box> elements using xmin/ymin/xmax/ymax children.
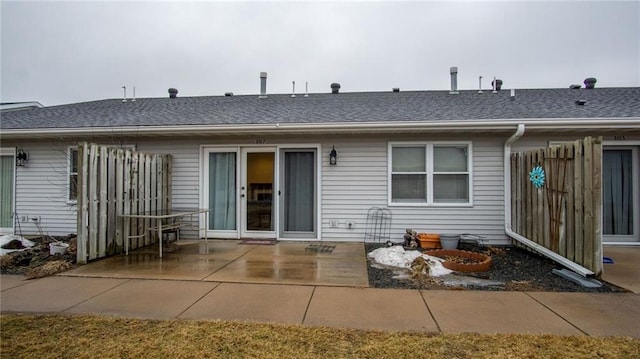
<box><xmin>1</xmin><ymin>314</ymin><xmax>638</xmax><ymax>358</ymax></box>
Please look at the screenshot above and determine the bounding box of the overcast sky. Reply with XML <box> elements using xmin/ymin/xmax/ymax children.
<box><xmin>1</xmin><ymin>1</ymin><xmax>638</xmax><ymax>107</ymax></box>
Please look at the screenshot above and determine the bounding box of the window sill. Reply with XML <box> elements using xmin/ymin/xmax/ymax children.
<box><xmin>388</xmin><ymin>202</ymin><xmax>473</xmax><ymax>208</ymax></box>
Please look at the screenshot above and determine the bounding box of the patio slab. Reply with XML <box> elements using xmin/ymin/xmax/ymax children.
<box><xmin>179</xmin><ymin>282</ymin><xmax>313</xmax><ymax>325</ymax></box>
<box><xmin>602</xmin><ymin>246</ymin><xmax>640</xmax><ymax>293</ymax></box>
<box><xmin>65</xmin><ymin>279</ymin><xmax>218</xmax><ymax>320</ymax></box>
<box><xmin>304</xmin><ymin>287</ymin><xmax>438</xmax><ymax>332</ymax></box>
<box><xmin>0</xmin><ymin>275</ymin><xmax>29</xmax><ymax>291</ymax></box>
<box><xmin>204</xmin><ymin>254</ymin><xmax>368</xmax><ymax>287</ymax></box>
<box><xmin>528</xmin><ymin>292</ymin><xmax>640</xmax><ymax>338</ymax></box>
<box><xmin>421</xmin><ymin>290</ymin><xmax>582</xmax><ymax>335</ymax></box>
<box><xmin>62</xmin><ymin>240</ymin><xmax>253</xmax><ymax>281</ymax></box>
<box><xmin>0</xmin><ymin>276</ymin><xmax>128</xmax><ymax>313</ymax></box>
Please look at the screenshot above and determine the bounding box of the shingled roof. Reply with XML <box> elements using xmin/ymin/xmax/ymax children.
<box><xmin>2</xmin><ymin>87</ymin><xmax>639</xmax><ymax>130</ymax></box>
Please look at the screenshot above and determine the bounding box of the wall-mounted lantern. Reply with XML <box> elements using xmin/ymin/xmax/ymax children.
<box><xmin>329</xmin><ymin>146</ymin><xmax>337</xmax><ymax>166</ymax></box>
<box><xmin>16</xmin><ymin>148</ymin><xmax>29</xmax><ymax>167</ymax></box>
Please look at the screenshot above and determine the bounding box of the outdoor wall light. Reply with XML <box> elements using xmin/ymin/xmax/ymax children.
<box><xmin>329</xmin><ymin>146</ymin><xmax>337</xmax><ymax>166</ymax></box>
<box><xmin>16</xmin><ymin>148</ymin><xmax>29</xmax><ymax>167</ymax></box>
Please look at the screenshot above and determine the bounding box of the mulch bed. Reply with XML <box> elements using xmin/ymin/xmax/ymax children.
<box><xmin>1</xmin><ymin>235</ymin><xmax>77</xmax><ymax>278</ymax></box>
<box><xmin>366</xmin><ymin>242</ymin><xmax>628</xmax><ymax>292</ymax></box>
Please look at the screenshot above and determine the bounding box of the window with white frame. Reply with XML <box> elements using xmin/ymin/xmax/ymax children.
<box><xmin>68</xmin><ymin>144</ymin><xmax>135</xmax><ymax>202</ymax></box>
<box><xmin>68</xmin><ymin>148</ymin><xmax>78</xmax><ymax>202</ymax></box>
<box><xmin>389</xmin><ymin>142</ymin><xmax>472</xmax><ymax>205</ymax></box>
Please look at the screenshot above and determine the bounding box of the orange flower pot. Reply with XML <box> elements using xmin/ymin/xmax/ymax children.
<box><xmin>417</xmin><ymin>233</ymin><xmax>441</xmax><ymax>249</ymax></box>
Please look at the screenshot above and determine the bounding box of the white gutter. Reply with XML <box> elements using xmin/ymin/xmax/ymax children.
<box><xmin>2</xmin><ymin>117</ymin><xmax>639</xmax><ymax>139</ymax></box>
<box><xmin>503</xmin><ymin>124</ymin><xmax>595</xmax><ymax>277</ymax></box>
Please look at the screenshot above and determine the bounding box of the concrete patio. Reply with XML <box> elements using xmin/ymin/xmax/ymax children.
<box><xmin>61</xmin><ymin>240</ymin><xmax>369</xmax><ymax>287</ymax></box>
<box><xmin>1</xmin><ymin>241</ymin><xmax>639</xmax><ymax>337</ymax></box>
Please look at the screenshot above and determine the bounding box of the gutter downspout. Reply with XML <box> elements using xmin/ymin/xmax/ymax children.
<box><xmin>503</xmin><ymin>124</ymin><xmax>595</xmax><ymax>277</ymax></box>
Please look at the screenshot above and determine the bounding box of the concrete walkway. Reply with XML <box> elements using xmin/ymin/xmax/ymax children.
<box><xmin>2</xmin><ymin>274</ymin><xmax>639</xmax><ymax>337</ymax></box>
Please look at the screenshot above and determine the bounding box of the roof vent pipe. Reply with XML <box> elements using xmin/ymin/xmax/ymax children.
<box><xmin>168</xmin><ymin>88</ymin><xmax>178</xmax><ymax>99</ymax></box>
<box><xmin>132</xmin><ymin>86</ymin><xmax>136</xmax><ymax>102</ymax></box>
<box><xmin>291</xmin><ymin>81</ymin><xmax>296</xmax><ymax>98</ymax></box>
<box><xmin>492</xmin><ymin>78</ymin><xmax>503</xmax><ymax>92</ymax></box>
<box><xmin>478</xmin><ymin>76</ymin><xmax>483</xmax><ymax>94</ymax></box>
<box><xmin>331</xmin><ymin>83</ymin><xmax>341</xmax><ymax>94</ymax></box>
<box><xmin>122</xmin><ymin>86</ymin><xmax>127</xmax><ymax>102</ymax></box>
<box><xmin>584</xmin><ymin>77</ymin><xmax>597</xmax><ymax>89</ymax></box>
<box><xmin>259</xmin><ymin>72</ymin><xmax>268</xmax><ymax>98</ymax></box>
<box><xmin>449</xmin><ymin>67</ymin><xmax>459</xmax><ymax>94</ymax></box>
<box><xmin>392</xmin><ymin>88</ymin><xmax>400</xmax><ymax>93</ymax></box>
<box><xmin>305</xmin><ymin>81</ymin><xmax>309</xmax><ymax>97</ymax></box>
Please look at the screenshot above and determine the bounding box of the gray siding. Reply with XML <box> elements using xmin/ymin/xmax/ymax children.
<box><xmin>320</xmin><ymin>137</ymin><xmax>508</xmax><ymax>244</ymax></box>
<box><xmin>8</xmin><ymin>136</ymin><xmax>511</xmax><ymax>244</ymax></box>
<box><xmin>11</xmin><ymin>141</ymin><xmax>77</xmax><ymax>236</ymax></box>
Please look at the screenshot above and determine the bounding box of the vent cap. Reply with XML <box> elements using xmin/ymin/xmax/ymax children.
<box><xmin>584</xmin><ymin>77</ymin><xmax>597</xmax><ymax>89</ymax></box>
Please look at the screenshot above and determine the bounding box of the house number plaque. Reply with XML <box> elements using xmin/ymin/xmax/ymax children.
<box><xmin>255</xmin><ymin>139</ymin><xmax>267</xmax><ymax>144</ymax></box>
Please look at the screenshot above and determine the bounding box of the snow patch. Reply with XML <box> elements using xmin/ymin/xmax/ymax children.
<box><xmin>0</xmin><ymin>235</ymin><xmax>35</xmax><ymax>256</ymax></box>
<box><xmin>367</xmin><ymin>246</ymin><xmax>452</xmax><ymax>277</ymax></box>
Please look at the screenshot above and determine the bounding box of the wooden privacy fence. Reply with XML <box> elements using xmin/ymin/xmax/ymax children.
<box><xmin>511</xmin><ymin>136</ymin><xmax>602</xmax><ymax>275</ymax></box>
<box><xmin>76</xmin><ymin>143</ymin><xmax>173</xmax><ymax>264</ymax></box>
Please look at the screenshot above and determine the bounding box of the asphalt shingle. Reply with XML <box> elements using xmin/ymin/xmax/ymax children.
<box><xmin>1</xmin><ymin>87</ymin><xmax>639</xmax><ymax>130</ymax></box>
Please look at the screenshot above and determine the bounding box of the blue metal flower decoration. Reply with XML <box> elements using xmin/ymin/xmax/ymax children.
<box><xmin>529</xmin><ymin>165</ymin><xmax>545</xmax><ymax>188</ymax></box>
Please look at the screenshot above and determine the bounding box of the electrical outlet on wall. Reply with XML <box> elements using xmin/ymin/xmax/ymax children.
<box><xmin>346</xmin><ymin>220</ymin><xmax>355</xmax><ymax>229</ymax></box>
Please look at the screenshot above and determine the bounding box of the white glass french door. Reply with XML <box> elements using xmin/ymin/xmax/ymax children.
<box><xmin>240</xmin><ymin>147</ymin><xmax>276</xmax><ymax>239</ymax></box>
<box><xmin>0</xmin><ymin>149</ymin><xmax>16</xmax><ymax>234</ymax></box>
<box><xmin>203</xmin><ymin>145</ymin><xmax>319</xmax><ymax>240</ymax></box>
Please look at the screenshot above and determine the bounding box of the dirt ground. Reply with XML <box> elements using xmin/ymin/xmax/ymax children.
<box><xmin>0</xmin><ymin>234</ymin><xmax>77</xmax><ymax>279</ymax></box>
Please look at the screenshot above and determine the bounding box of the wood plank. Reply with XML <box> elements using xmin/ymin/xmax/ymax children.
<box><xmin>150</xmin><ymin>155</ymin><xmax>158</xmax><ymax>243</ymax></box>
<box><xmin>537</xmin><ymin>149</ymin><xmax>546</xmax><ymax>247</ymax></box>
<box><xmin>565</xmin><ymin>143</ymin><xmax>575</xmax><ymax>261</ymax></box>
<box><xmin>573</xmin><ymin>139</ymin><xmax>584</xmax><ymax>265</ymax></box>
<box><xmin>582</xmin><ymin>137</ymin><xmax>594</xmax><ymax>270</ymax></box>
<box><xmin>592</xmin><ymin>136</ymin><xmax>603</xmax><ymax>275</ymax></box>
<box><xmin>130</xmin><ymin>152</ymin><xmax>139</xmax><ymax>249</ymax></box>
<box><xmin>76</xmin><ymin>142</ymin><xmax>88</xmax><ymax>264</ymax></box>
<box><xmin>137</xmin><ymin>153</ymin><xmax>146</xmax><ymax>248</ymax></box>
<box><xmin>525</xmin><ymin>151</ymin><xmax>533</xmax><ymax>239</ymax></box>
<box><xmin>115</xmin><ymin>149</ymin><xmax>124</xmax><ymax>251</ymax></box>
<box><xmin>106</xmin><ymin>148</ymin><xmax>117</xmax><ymax>254</ymax></box>
<box><xmin>166</xmin><ymin>155</ymin><xmax>173</xmax><ymax>210</ymax></box>
<box><xmin>518</xmin><ymin>153</ymin><xmax>525</xmax><ymax>235</ymax></box>
<box><xmin>88</xmin><ymin>144</ymin><xmax>99</xmax><ymax>260</ymax></box>
<box><xmin>144</xmin><ymin>154</ymin><xmax>152</xmax><ymax>246</ymax></box>
<box><xmin>98</xmin><ymin>146</ymin><xmax>108</xmax><ymax>257</ymax></box>
<box><xmin>123</xmin><ymin>150</ymin><xmax>132</xmax><ymax>252</ymax></box>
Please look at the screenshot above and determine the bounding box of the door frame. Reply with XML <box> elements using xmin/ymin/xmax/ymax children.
<box><xmin>201</xmin><ymin>144</ymin><xmax>322</xmax><ymax>241</ymax></box>
<box><xmin>602</xmin><ymin>142</ymin><xmax>640</xmax><ymax>244</ymax></box>
<box><xmin>278</xmin><ymin>145</ymin><xmax>321</xmax><ymax>241</ymax></box>
<box><xmin>0</xmin><ymin>147</ymin><xmax>16</xmax><ymax>235</ymax></box>
<box><xmin>240</xmin><ymin>146</ymin><xmax>278</xmax><ymax>239</ymax></box>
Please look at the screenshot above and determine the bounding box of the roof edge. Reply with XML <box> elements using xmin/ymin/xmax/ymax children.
<box><xmin>1</xmin><ymin>118</ymin><xmax>639</xmax><ymax>139</ymax></box>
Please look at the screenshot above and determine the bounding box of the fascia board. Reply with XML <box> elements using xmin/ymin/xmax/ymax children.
<box><xmin>1</xmin><ymin>117</ymin><xmax>639</xmax><ymax>139</ymax></box>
